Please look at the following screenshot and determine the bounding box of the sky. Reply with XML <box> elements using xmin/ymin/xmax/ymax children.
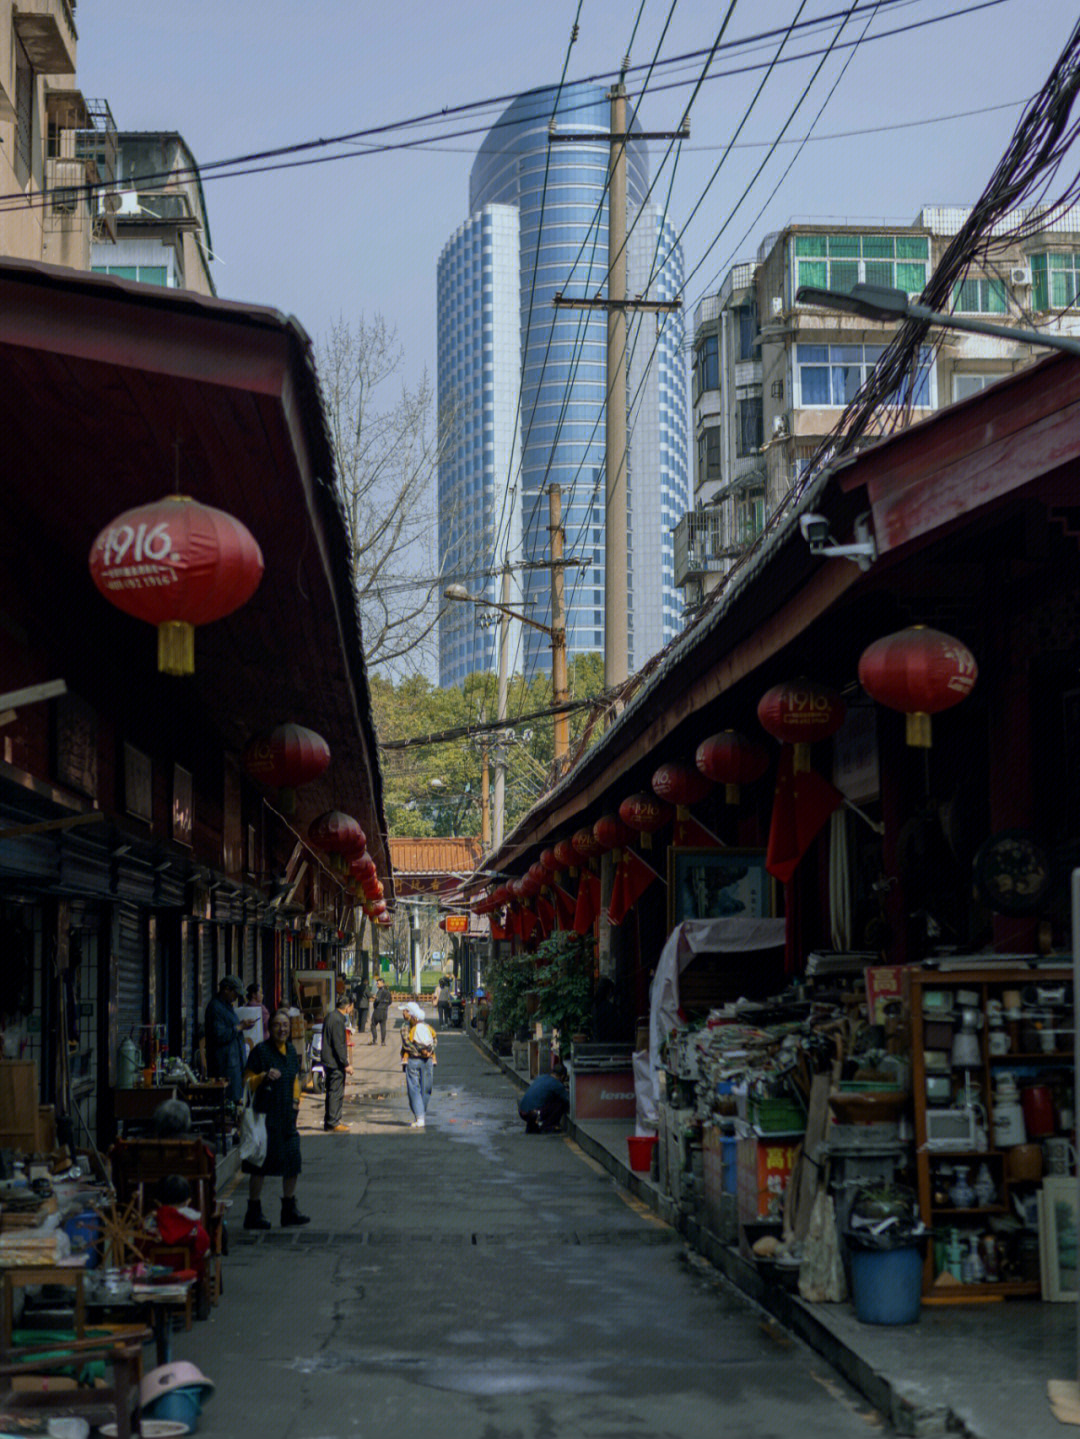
<box><xmin>77</xmin><ymin>0</ymin><xmax>1080</xmax><ymax>394</ymax></box>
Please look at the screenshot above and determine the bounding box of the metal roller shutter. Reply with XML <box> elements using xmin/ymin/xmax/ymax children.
<box><xmin>115</xmin><ymin>902</ymin><xmax>145</xmax><ymax>1049</ymax></box>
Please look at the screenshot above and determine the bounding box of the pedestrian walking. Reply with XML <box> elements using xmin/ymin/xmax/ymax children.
<box><xmin>322</xmin><ymin>992</ymin><xmax>353</xmax><ymax>1132</ymax></box>
<box><xmin>435</xmin><ymin>975</ymin><xmax>453</xmax><ymax>1029</ymax></box>
<box><xmin>399</xmin><ymin>1000</ymin><xmax>436</xmax><ymax>1129</ymax></box>
<box><xmin>370</xmin><ymin>978</ymin><xmax>392</xmax><ymax>1046</ymax></box>
<box><xmin>353</xmin><ymin>978</ymin><xmax>371</xmax><ymax>1036</ymax></box>
<box><xmin>203</xmin><ymin>975</ymin><xmax>255</xmax><ymax>1103</ymax></box>
<box><xmin>241</xmin><ymin>1008</ymin><xmax>310</xmax><ymax>1229</ymax></box>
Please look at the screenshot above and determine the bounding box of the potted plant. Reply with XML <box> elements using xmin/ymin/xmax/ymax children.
<box><xmin>534</xmin><ymin>933</ymin><xmax>593</xmax><ymax>1044</ymax></box>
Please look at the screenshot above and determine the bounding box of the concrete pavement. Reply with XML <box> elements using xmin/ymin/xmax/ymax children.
<box><xmin>173</xmin><ymin>1004</ymin><xmax>894</xmax><ymax>1439</ymax></box>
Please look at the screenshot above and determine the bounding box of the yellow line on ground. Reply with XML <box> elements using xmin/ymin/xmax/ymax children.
<box><xmin>563</xmin><ymin>1137</ymin><xmax>672</xmax><ymax>1230</ymax></box>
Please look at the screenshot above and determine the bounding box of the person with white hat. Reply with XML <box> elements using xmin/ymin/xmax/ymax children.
<box><xmin>399</xmin><ymin>1001</ymin><xmax>437</xmax><ymax>1129</ymax></box>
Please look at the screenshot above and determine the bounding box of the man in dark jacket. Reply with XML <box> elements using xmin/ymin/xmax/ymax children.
<box><xmin>322</xmin><ymin>993</ymin><xmax>353</xmax><ymax>1132</ymax></box>
<box><xmin>204</xmin><ymin>975</ymin><xmax>254</xmax><ymax>1103</ymax></box>
<box><xmin>370</xmin><ymin>979</ymin><xmax>392</xmax><ymax>1046</ymax></box>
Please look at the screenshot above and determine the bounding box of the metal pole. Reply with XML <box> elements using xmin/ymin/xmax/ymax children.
<box><xmin>548</xmin><ymin>483</ymin><xmax>569</xmax><ymax>764</ymax></box>
<box><xmin>494</xmin><ymin>565</ymin><xmax>510</xmax><ymax>850</ymax></box>
<box><xmin>604</xmin><ymin>83</ymin><xmax>629</xmax><ymax>690</ymax></box>
<box><xmin>480</xmin><ymin>732</ymin><xmax>491</xmax><ymax>849</ymax></box>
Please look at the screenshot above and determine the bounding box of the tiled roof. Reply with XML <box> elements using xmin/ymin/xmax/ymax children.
<box><xmin>388</xmin><ymin>836</ymin><xmax>483</xmax><ymax>876</ymax></box>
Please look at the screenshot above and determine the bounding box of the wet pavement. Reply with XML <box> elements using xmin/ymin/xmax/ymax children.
<box><xmin>175</xmin><ymin>1008</ymin><xmax>893</xmax><ymax>1439</ymax></box>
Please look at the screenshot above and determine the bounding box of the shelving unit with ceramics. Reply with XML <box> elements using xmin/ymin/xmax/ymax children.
<box><xmin>909</xmin><ymin>965</ymin><xmax>1072</xmax><ymax>1303</ymax></box>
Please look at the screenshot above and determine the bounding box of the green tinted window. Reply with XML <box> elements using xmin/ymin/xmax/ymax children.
<box><xmin>896</xmin><ymin>236</ymin><xmax>929</xmax><ymax>259</ymax></box>
<box><xmin>828</xmin><ymin>234</ymin><xmax>860</xmax><ymax>257</ymax></box>
<box><xmin>794</xmin><ymin>235</ymin><xmax>826</xmax><ymax>256</ymax></box>
<box><xmin>862</xmin><ymin>236</ymin><xmax>895</xmax><ymax>258</ymax></box>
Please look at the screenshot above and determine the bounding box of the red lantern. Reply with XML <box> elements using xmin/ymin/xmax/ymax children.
<box><xmin>618</xmin><ymin>793</ymin><xmax>673</xmax><ymax>850</ymax></box>
<box><xmin>521</xmin><ymin>873</ymin><xmax>541</xmax><ymax>899</ymax></box>
<box><xmin>758</xmin><ymin>679</ymin><xmax>845</xmax><ymax>771</ymax></box>
<box><xmin>540</xmin><ymin>848</ymin><xmax>560</xmax><ymax>874</ymax></box>
<box><xmin>572</xmin><ymin>827</ymin><xmax>603</xmax><ymax>864</ymax></box>
<box><xmin>350</xmin><ymin>853</ymin><xmax>376</xmax><ymax>884</ymax></box>
<box><xmin>651</xmin><ymin>761</ymin><xmax>713</xmax><ymax>813</ymax></box>
<box><xmin>376</xmin><ymin>912</ymin><xmax>392</xmax><ymax>926</ymax></box>
<box><xmin>593</xmin><ymin>813</ymin><xmax>634</xmax><ymax>851</ymax></box>
<box><xmin>696</xmin><ymin>730</ymin><xmax>770</xmax><ymax>804</ymax></box>
<box><xmin>490</xmin><ymin>885</ymin><xmax>511</xmax><ymax>907</ymax></box>
<box><xmin>309</xmin><ymin>810</ymin><xmax>365</xmax><ymax>872</ymax></box>
<box><xmin>859</xmin><ymin>625</ymin><xmax>977</xmax><ymax>747</ymax></box>
<box><xmin>243</xmin><ymin>724</ymin><xmax>330</xmax><ymax>814</ymax></box>
<box><xmin>89</xmin><ymin>495</ymin><xmax>264</xmax><ymax>676</ymax></box>
<box><xmin>528</xmin><ymin>862</ymin><xmax>547</xmax><ymax>886</ymax></box>
<box><xmin>508</xmin><ymin>877</ymin><xmax>525</xmax><ymax>900</ymax></box>
<box><xmin>364</xmin><ymin>879</ymin><xmax>385</xmax><ymax>902</ymax></box>
<box><xmin>370</xmin><ymin>900</ymin><xmax>387</xmax><ymax>918</ymax></box>
<box><xmin>553</xmin><ymin>840</ymin><xmax>577</xmax><ymax>870</ymax></box>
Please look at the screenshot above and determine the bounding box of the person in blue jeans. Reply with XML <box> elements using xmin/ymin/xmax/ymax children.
<box><xmin>399</xmin><ymin>1001</ymin><xmax>436</xmax><ymax>1129</ymax></box>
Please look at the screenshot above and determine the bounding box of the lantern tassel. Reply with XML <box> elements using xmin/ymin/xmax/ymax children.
<box><xmin>725</xmin><ymin>783</ymin><xmax>740</xmax><ymax>805</ymax></box>
<box><xmin>792</xmin><ymin>742</ymin><xmax>810</xmax><ymax>773</ymax></box>
<box><xmin>278</xmin><ymin>786</ymin><xmax>297</xmax><ymax>815</ymax></box>
<box><xmin>906</xmin><ymin>712</ymin><xmax>932</xmax><ymax>747</ymax></box>
<box><xmin>158</xmin><ymin>621</ymin><xmax>195</xmax><ymax>676</ymax></box>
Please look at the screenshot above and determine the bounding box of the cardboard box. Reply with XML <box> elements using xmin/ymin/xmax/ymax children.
<box><xmin>736</xmin><ymin>1135</ymin><xmax>798</xmax><ymax>1223</ymax></box>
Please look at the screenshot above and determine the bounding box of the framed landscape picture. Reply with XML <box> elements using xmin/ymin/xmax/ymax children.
<box><xmin>1040</xmin><ymin>1176</ymin><xmax>1079</xmax><ymax>1301</ymax></box>
<box><xmin>667</xmin><ymin>847</ymin><xmax>774</xmax><ymax>929</ymax></box>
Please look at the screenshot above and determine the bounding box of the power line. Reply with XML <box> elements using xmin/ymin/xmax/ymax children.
<box><xmin>0</xmin><ymin>0</ymin><xmax>1008</xmax><ymax>216</ymax></box>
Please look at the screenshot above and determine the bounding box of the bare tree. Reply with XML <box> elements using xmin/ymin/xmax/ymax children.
<box><xmin>317</xmin><ymin>315</ymin><xmax>460</xmax><ymax>677</ymax></box>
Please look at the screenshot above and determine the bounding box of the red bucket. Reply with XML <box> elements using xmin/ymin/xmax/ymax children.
<box><xmin>627</xmin><ymin>1134</ymin><xmax>657</xmax><ymax>1172</ymax></box>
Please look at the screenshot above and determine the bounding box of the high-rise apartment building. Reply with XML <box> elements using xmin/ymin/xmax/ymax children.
<box><xmin>436</xmin><ymin>82</ymin><xmax>688</xmax><ymax>688</ymax></box>
<box><xmin>675</xmin><ymin>205</ymin><xmax>1080</xmax><ymax>616</ymax></box>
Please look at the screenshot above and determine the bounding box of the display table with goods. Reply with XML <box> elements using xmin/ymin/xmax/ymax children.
<box><xmin>909</xmin><ymin>961</ymin><xmax>1074</xmax><ymax>1301</ymax></box>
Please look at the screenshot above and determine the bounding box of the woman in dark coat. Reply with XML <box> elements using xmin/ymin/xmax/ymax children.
<box><xmin>242</xmin><ymin>1008</ymin><xmax>310</xmax><ymax>1229</ymax></box>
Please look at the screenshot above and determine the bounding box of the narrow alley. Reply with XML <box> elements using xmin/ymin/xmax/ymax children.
<box><xmin>175</xmin><ymin>1009</ymin><xmax>889</xmax><ymax>1439</ymax></box>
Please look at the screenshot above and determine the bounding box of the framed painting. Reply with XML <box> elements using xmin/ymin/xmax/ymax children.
<box><xmin>1040</xmin><ymin>1176</ymin><xmax>1079</xmax><ymax>1301</ymax></box>
<box><xmin>667</xmin><ymin>847</ymin><xmax>774</xmax><ymax>929</ymax></box>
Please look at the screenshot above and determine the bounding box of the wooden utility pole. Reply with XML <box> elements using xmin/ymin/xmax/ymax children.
<box><xmin>551</xmin><ymin>92</ymin><xmax>683</xmax><ymax>694</ymax></box>
<box><xmin>548</xmin><ymin>483</ymin><xmax>569</xmax><ymax>765</ymax></box>
<box><xmin>479</xmin><ymin>729</ymin><xmax>492</xmax><ymax>849</ymax></box>
<box><xmin>493</xmin><ymin>564</ymin><xmax>510</xmax><ymax>852</ymax></box>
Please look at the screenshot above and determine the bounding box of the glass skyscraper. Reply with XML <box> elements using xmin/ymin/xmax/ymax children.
<box><xmin>437</xmin><ymin>82</ymin><xmax>688</xmax><ymax>688</ymax></box>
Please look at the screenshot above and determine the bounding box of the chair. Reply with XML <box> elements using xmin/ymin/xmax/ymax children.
<box><xmin>108</xmin><ymin>1137</ymin><xmax>225</xmax><ymax>1313</ymax></box>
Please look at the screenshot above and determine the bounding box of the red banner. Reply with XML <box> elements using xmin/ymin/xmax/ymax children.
<box><xmin>765</xmin><ymin>745</ymin><xmax>844</xmax><ymax>884</ymax></box>
<box><xmin>572</xmin><ymin>870</ymin><xmax>601</xmax><ymax>935</ymax></box>
<box><xmin>607</xmin><ymin>846</ymin><xmax>663</xmax><ymax>925</ymax></box>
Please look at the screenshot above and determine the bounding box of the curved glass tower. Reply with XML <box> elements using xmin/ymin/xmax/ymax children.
<box><xmin>437</xmin><ymin>82</ymin><xmax>687</xmax><ymax>686</ymax></box>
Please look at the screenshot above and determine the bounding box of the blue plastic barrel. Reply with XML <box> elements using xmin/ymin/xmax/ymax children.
<box><xmin>849</xmin><ymin>1245</ymin><xmax>923</xmax><ymax>1324</ymax></box>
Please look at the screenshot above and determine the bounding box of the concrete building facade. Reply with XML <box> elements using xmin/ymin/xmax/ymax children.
<box><xmin>675</xmin><ymin>205</ymin><xmax>1080</xmax><ymax>616</ymax></box>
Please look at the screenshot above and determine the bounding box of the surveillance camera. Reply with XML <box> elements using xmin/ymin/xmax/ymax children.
<box><xmin>799</xmin><ymin>512</ymin><xmax>831</xmax><ymax>549</ymax></box>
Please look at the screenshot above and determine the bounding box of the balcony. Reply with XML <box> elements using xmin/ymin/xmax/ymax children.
<box><xmin>673</xmin><ymin>510</ymin><xmax>742</xmax><ymax>589</ymax></box>
<box><xmin>14</xmin><ymin>1</ymin><xmax>77</xmax><ymax>75</ymax></box>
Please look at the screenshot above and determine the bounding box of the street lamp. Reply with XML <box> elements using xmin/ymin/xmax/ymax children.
<box><xmin>795</xmin><ymin>282</ymin><xmax>1080</xmax><ymax>356</ymax></box>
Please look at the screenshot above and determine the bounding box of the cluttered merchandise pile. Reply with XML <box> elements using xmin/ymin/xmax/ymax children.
<box><xmin>649</xmin><ymin>955</ymin><xmax>1076</xmax><ymax>1326</ymax></box>
<box><xmin>0</xmin><ymin>1060</ymin><xmax>221</xmax><ymax>1436</ymax></box>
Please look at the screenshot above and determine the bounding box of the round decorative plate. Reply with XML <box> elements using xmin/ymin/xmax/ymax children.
<box><xmin>972</xmin><ymin>829</ymin><xmax>1052</xmax><ymax>915</ymax></box>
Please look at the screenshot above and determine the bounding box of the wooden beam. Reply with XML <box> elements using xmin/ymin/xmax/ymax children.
<box><xmin>0</xmin><ymin>679</ymin><xmax>66</xmax><ymax>710</ymax></box>
<box><xmin>0</xmin><ymin>812</ymin><xmax>105</xmax><ymax>840</ymax></box>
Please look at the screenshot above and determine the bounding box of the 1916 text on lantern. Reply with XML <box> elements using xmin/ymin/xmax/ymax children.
<box><xmin>758</xmin><ymin>679</ymin><xmax>845</xmax><ymax>771</ymax></box>
<box><xmin>89</xmin><ymin>495</ymin><xmax>264</xmax><ymax>675</ymax></box>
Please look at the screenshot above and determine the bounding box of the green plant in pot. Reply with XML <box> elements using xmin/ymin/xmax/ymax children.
<box><xmin>534</xmin><ymin>932</ymin><xmax>593</xmax><ymax>1044</ymax></box>
<box><xmin>485</xmin><ymin>949</ymin><xmax>537</xmax><ymax>1041</ymax></box>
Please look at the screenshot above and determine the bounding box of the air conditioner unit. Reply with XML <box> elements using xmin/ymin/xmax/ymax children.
<box><xmin>771</xmin><ymin>296</ymin><xmax>784</xmax><ymax>317</ymax></box>
<box><xmin>1011</xmin><ymin>266</ymin><xmax>1032</xmax><ymax>287</ymax></box>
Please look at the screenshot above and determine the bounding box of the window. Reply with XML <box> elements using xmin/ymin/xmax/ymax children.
<box><xmin>952</xmin><ymin>277</ymin><xmax>1007</xmax><ymax>314</ymax></box>
<box><xmin>694</xmin><ymin>333</ymin><xmax>719</xmax><ymax>398</ymax></box>
<box><xmin>697</xmin><ymin>426</ymin><xmax>721</xmax><ymax>482</ymax></box>
<box><xmin>736</xmin><ymin>303</ymin><xmax>757</xmax><ymax>361</ymax></box>
<box><xmin>953</xmin><ymin>373</ymin><xmax>998</xmax><ymax>402</ymax></box>
<box><xmin>91</xmin><ymin>264</ymin><xmax>169</xmax><ymax>287</ymax></box>
<box><xmin>1032</xmin><ymin>253</ymin><xmax>1080</xmax><ymax>311</ymax></box>
<box><xmin>736</xmin><ymin>397</ymin><xmax>763</xmax><ymax>456</ymax></box>
<box><xmin>14</xmin><ymin>39</ymin><xmax>32</xmax><ymax>179</ymax></box>
<box><xmin>793</xmin><ymin>233</ymin><xmax>928</xmax><ymax>297</ymax></box>
<box><xmin>796</xmin><ymin>343</ymin><xmax>934</xmax><ymax>408</ymax></box>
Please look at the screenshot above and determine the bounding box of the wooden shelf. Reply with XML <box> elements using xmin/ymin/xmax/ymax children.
<box><xmin>910</xmin><ymin>966</ymin><xmax>1072</xmax><ymax>1302</ymax></box>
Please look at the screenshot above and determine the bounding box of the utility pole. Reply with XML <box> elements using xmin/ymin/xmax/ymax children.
<box><xmin>479</xmin><ymin>729</ymin><xmax>492</xmax><ymax>849</ymax></box>
<box><xmin>493</xmin><ymin>564</ymin><xmax>510</xmax><ymax>852</ymax></box>
<box><xmin>548</xmin><ymin>483</ymin><xmax>569</xmax><ymax>766</ymax></box>
<box><xmin>605</xmin><ymin>83</ymin><xmax>629</xmax><ymax>689</ymax></box>
<box><xmin>551</xmin><ymin>94</ymin><xmax>683</xmax><ymax>694</ymax></box>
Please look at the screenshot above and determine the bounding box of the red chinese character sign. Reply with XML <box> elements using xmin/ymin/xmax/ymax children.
<box><xmin>858</xmin><ymin>625</ymin><xmax>977</xmax><ymax>747</ymax></box>
<box><xmin>243</xmin><ymin>724</ymin><xmax>331</xmax><ymax>814</ymax></box>
<box><xmin>440</xmin><ymin>915</ymin><xmax>468</xmax><ymax>934</ymax></box>
<box><xmin>89</xmin><ymin>495</ymin><xmax>264</xmax><ymax>675</ymax></box>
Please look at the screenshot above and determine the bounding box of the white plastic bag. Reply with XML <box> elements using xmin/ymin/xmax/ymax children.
<box><xmin>238</xmin><ymin>1091</ymin><xmax>267</xmax><ymax>1166</ymax></box>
